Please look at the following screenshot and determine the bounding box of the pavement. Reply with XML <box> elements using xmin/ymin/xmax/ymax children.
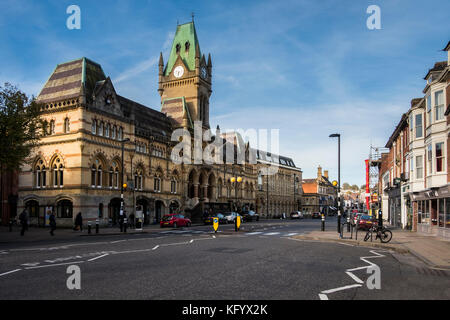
<box><xmin>293</xmin><ymin>225</ymin><xmax>450</xmax><ymax>270</ymax></box>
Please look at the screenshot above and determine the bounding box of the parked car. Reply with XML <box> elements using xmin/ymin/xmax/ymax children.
<box><xmin>352</xmin><ymin>213</ymin><xmax>363</xmax><ymax>224</ymax></box>
<box><xmin>290</xmin><ymin>211</ymin><xmax>303</xmax><ymax>219</ymax></box>
<box><xmin>203</xmin><ymin>213</ymin><xmax>217</xmax><ymax>225</ymax></box>
<box><xmin>312</xmin><ymin>212</ymin><xmax>321</xmax><ymax>219</ymax></box>
<box><xmin>243</xmin><ymin>210</ymin><xmax>259</xmax><ymax>222</ymax></box>
<box><xmin>160</xmin><ymin>214</ymin><xmax>191</xmax><ymax>228</ymax></box>
<box><xmin>355</xmin><ymin>214</ymin><xmax>377</xmax><ymax>230</ymax></box>
<box><xmin>216</xmin><ymin>213</ymin><xmax>228</xmax><ymax>224</ymax></box>
<box><xmin>223</xmin><ymin>212</ymin><xmax>242</xmax><ymax>224</ymax></box>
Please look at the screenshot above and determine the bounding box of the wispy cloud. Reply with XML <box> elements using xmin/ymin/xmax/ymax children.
<box><xmin>113</xmin><ymin>31</ymin><xmax>174</xmax><ymax>84</ymax></box>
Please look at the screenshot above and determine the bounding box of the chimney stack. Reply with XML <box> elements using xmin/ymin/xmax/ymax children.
<box><xmin>324</xmin><ymin>170</ymin><xmax>329</xmax><ymax>179</ymax></box>
<box><xmin>317</xmin><ymin>165</ymin><xmax>322</xmax><ymax>179</ymax></box>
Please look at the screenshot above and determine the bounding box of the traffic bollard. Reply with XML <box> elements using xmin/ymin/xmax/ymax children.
<box><xmin>88</xmin><ymin>221</ymin><xmax>91</xmax><ymax>234</ymax></box>
<box><xmin>124</xmin><ymin>218</ymin><xmax>128</xmax><ymax>233</ymax></box>
<box><xmin>347</xmin><ymin>216</ymin><xmax>350</xmax><ymax>232</ymax></box>
<box><xmin>9</xmin><ymin>220</ymin><xmax>13</xmax><ymax>232</ymax></box>
<box><xmin>95</xmin><ymin>218</ymin><xmax>99</xmax><ymax>234</ymax></box>
<box><xmin>321</xmin><ymin>214</ymin><xmax>325</xmax><ymax>231</ymax></box>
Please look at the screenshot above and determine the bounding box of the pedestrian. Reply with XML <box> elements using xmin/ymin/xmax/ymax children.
<box><xmin>119</xmin><ymin>209</ymin><xmax>124</xmax><ymax>232</ymax></box>
<box><xmin>49</xmin><ymin>212</ymin><xmax>56</xmax><ymax>236</ymax></box>
<box><xmin>19</xmin><ymin>209</ymin><xmax>28</xmax><ymax>236</ymax></box>
<box><xmin>74</xmin><ymin>212</ymin><xmax>83</xmax><ymax>232</ymax></box>
<box><xmin>129</xmin><ymin>212</ymin><xmax>135</xmax><ymax>229</ymax></box>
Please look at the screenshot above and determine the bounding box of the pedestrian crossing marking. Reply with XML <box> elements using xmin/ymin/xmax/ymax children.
<box><xmin>247</xmin><ymin>232</ymin><xmax>263</xmax><ymax>235</ymax></box>
<box><xmin>264</xmin><ymin>232</ymin><xmax>281</xmax><ymax>236</ymax></box>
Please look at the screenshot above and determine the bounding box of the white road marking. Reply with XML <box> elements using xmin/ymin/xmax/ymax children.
<box><xmin>110</xmin><ymin>240</ymin><xmax>127</xmax><ymax>244</ymax></box>
<box><xmin>0</xmin><ymin>269</ymin><xmax>21</xmax><ymax>277</ymax></box>
<box><xmin>318</xmin><ymin>250</ymin><xmax>388</xmax><ymax>300</ymax></box>
<box><xmin>263</xmin><ymin>232</ymin><xmax>280</xmax><ymax>236</ymax></box>
<box><xmin>246</xmin><ymin>232</ymin><xmax>263</xmax><ymax>235</ymax></box>
<box><xmin>318</xmin><ymin>294</ymin><xmax>329</xmax><ymax>300</ymax></box>
<box><xmin>25</xmin><ymin>261</ymin><xmax>85</xmax><ymax>269</ymax></box>
<box><xmin>152</xmin><ymin>245</ymin><xmax>159</xmax><ymax>251</ymax></box>
<box><xmin>345</xmin><ymin>271</ymin><xmax>364</xmax><ymax>284</ymax></box>
<box><xmin>189</xmin><ymin>239</ymin><xmax>194</xmax><ymax>243</ymax></box>
<box><xmin>87</xmin><ymin>254</ymin><xmax>109</xmax><ymax>262</ymax></box>
<box><xmin>322</xmin><ymin>284</ymin><xmax>362</xmax><ymax>294</ymax></box>
<box><xmin>283</xmin><ymin>233</ymin><xmax>299</xmax><ymax>237</ymax></box>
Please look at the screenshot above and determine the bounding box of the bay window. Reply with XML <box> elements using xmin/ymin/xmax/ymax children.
<box><xmin>436</xmin><ymin>142</ymin><xmax>444</xmax><ymax>172</ymax></box>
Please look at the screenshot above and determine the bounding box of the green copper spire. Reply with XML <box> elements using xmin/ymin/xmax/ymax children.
<box><xmin>164</xmin><ymin>21</ymin><xmax>200</xmax><ymax>76</ymax></box>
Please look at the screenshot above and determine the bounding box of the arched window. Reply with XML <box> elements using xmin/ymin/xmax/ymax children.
<box><xmin>112</xmin><ymin>125</ymin><xmax>116</xmax><ymax>139</ymax></box>
<box><xmin>134</xmin><ymin>167</ymin><xmax>144</xmax><ymax>191</ymax></box>
<box><xmin>64</xmin><ymin>118</ymin><xmax>70</xmax><ymax>133</ymax></box>
<box><xmin>49</xmin><ymin>120</ymin><xmax>55</xmax><ymax>135</ymax></box>
<box><xmin>91</xmin><ymin>159</ymin><xmax>103</xmax><ymax>188</ymax></box>
<box><xmin>98</xmin><ymin>121</ymin><xmax>104</xmax><ymax>136</ymax></box>
<box><xmin>97</xmin><ymin>165</ymin><xmax>102</xmax><ymax>187</ymax></box>
<box><xmin>105</xmin><ymin>124</ymin><xmax>110</xmax><ymax>138</ymax></box>
<box><xmin>110</xmin><ymin>160</ymin><xmax>120</xmax><ymax>189</ymax></box>
<box><xmin>217</xmin><ymin>179</ymin><xmax>223</xmax><ymax>198</ymax></box>
<box><xmin>154</xmin><ymin>173</ymin><xmax>161</xmax><ymax>192</ymax></box>
<box><xmin>52</xmin><ymin>157</ymin><xmax>63</xmax><ymax>187</ymax></box>
<box><xmin>91</xmin><ymin>119</ymin><xmax>96</xmax><ymax>134</ymax></box>
<box><xmin>34</xmin><ymin>159</ymin><xmax>46</xmax><ymax>188</ymax></box>
<box><xmin>176</xmin><ymin>43</ymin><xmax>181</xmax><ymax>54</ymax></box>
<box><xmin>118</xmin><ymin>127</ymin><xmax>123</xmax><ymax>140</ymax></box>
<box><xmin>57</xmin><ymin>199</ymin><xmax>73</xmax><ymax>218</ymax></box>
<box><xmin>109</xmin><ymin>167</ymin><xmax>113</xmax><ymax>188</ymax></box>
<box><xmin>171</xmin><ymin>179</ymin><xmax>177</xmax><ymax>194</ymax></box>
<box><xmin>185</xmin><ymin>41</ymin><xmax>190</xmax><ymax>52</ymax></box>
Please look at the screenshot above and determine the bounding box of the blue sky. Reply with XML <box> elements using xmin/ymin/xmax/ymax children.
<box><xmin>0</xmin><ymin>0</ymin><xmax>449</xmax><ymax>185</ymax></box>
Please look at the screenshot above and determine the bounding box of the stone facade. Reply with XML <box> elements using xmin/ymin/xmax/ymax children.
<box><xmin>301</xmin><ymin>166</ymin><xmax>337</xmax><ymax>216</ymax></box>
<box><xmin>16</xmin><ymin>22</ymin><xmax>302</xmax><ymax>227</ymax></box>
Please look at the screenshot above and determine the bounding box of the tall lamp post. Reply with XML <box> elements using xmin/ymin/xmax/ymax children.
<box><xmin>329</xmin><ymin>133</ymin><xmax>341</xmax><ymax>233</ymax></box>
<box><xmin>120</xmin><ymin>138</ymin><xmax>130</xmax><ymax>226</ymax></box>
<box><xmin>230</xmin><ymin>176</ymin><xmax>243</xmax><ymax>212</ymax></box>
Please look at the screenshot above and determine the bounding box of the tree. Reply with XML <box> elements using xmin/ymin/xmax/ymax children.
<box><xmin>0</xmin><ymin>83</ymin><xmax>43</xmax><ymax>172</ymax></box>
<box><xmin>360</xmin><ymin>184</ymin><xmax>366</xmax><ymax>190</ymax></box>
<box><xmin>342</xmin><ymin>182</ymin><xmax>350</xmax><ymax>190</ymax></box>
<box><xmin>351</xmin><ymin>184</ymin><xmax>359</xmax><ymax>191</ymax></box>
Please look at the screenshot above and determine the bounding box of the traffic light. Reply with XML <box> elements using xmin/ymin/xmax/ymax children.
<box><xmin>123</xmin><ymin>183</ymin><xmax>127</xmax><ymax>191</ymax></box>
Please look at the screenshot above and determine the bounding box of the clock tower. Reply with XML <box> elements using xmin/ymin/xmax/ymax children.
<box><xmin>159</xmin><ymin>21</ymin><xmax>212</xmax><ymax>130</ymax></box>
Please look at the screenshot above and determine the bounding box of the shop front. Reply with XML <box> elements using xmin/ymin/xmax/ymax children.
<box><xmin>412</xmin><ymin>185</ymin><xmax>450</xmax><ymax>239</ymax></box>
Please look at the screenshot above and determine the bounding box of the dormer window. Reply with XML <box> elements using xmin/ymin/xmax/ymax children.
<box><xmin>176</xmin><ymin>43</ymin><xmax>181</xmax><ymax>54</ymax></box>
<box><xmin>185</xmin><ymin>41</ymin><xmax>190</xmax><ymax>52</ymax></box>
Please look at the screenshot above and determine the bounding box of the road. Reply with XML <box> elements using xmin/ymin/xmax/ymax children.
<box><xmin>0</xmin><ymin>217</ymin><xmax>449</xmax><ymax>300</ymax></box>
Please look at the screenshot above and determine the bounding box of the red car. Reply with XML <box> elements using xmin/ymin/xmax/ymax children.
<box><xmin>160</xmin><ymin>214</ymin><xmax>191</xmax><ymax>228</ymax></box>
<box><xmin>355</xmin><ymin>214</ymin><xmax>377</xmax><ymax>230</ymax></box>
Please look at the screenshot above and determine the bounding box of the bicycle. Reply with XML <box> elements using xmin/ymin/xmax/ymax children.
<box><xmin>364</xmin><ymin>224</ymin><xmax>392</xmax><ymax>243</ymax></box>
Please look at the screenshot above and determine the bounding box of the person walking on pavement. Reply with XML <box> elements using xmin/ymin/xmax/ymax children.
<box><xmin>119</xmin><ymin>209</ymin><xmax>124</xmax><ymax>232</ymax></box>
<box><xmin>19</xmin><ymin>209</ymin><xmax>28</xmax><ymax>236</ymax></box>
<box><xmin>129</xmin><ymin>212</ymin><xmax>135</xmax><ymax>229</ymax></box>
<box><xmin>74</xmin><ymin>212</ymin><xmax>83</xmax><ymax>232</ymax></box>
<box><xmin>49</xmin><ymin>212</ymin><xmax>56</xmax><ymax>236</ymax></box>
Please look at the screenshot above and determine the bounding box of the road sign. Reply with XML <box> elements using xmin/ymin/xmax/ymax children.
<box><xmin>213</xmin><ymin>217</ymin><xmax>219</xmax><ymax>233</ymax></box>
<box><xmin>236</xmin><ymin>216</ymin><xmax>241</xmax><ymax>230</ymax></box>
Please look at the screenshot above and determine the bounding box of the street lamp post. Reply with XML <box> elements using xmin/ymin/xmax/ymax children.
<box><xmin>230</xmin><ymin>175</ymin><xmax>243</xmax><ymax>212</ymax></box>
<box><xmin>329</xmin><ymin>133</ymin><xmax>341</xmax><ymax>234</ymax></box>
<box><xmin>120</xmin><ymin>138</ymin><xmax>130</xmax><ymax>231</ymax></box>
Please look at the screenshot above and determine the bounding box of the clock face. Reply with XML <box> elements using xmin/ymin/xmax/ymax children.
<box><xmin>201</xmin><ymin>66</ymin><xmax>207</xmax><ymax>79</ymax></box>
<box><xmin>173</xmin><ymin>66</ymin><xmax>184</xmax><ymax>78</ymax></box>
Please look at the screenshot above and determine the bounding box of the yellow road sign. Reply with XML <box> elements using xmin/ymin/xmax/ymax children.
<box><xmin>213</xmin><ymin>217</ymin><xmax>219</xmax><ymax>232</ymax></box>
<box><xmin>236</xmin><ymin>215</ymin><xmax>241</xmax><ymax>230</ymax></box>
